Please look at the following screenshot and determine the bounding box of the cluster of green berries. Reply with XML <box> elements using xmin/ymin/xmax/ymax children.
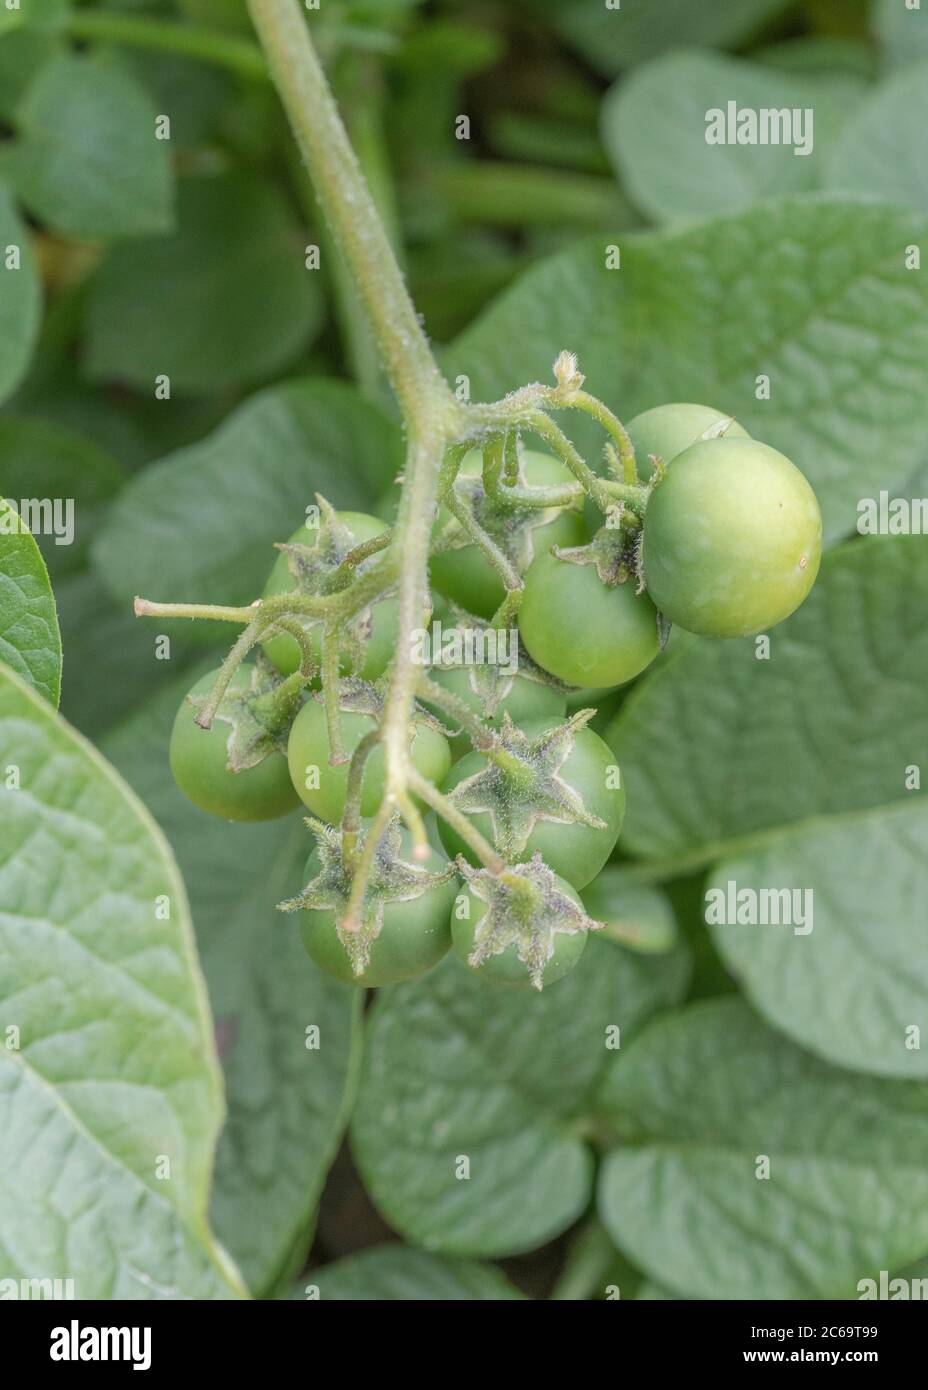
<box><xmin>168</xmin><ymin>402</ymin><xmax>822</xmax><ymax>990</ymax></box>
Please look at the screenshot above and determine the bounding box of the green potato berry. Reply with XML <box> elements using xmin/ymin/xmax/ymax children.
<box><xmin>169</xmin><ymin>667</ymin><xmax>300</xmax><ymax>822</ymax></box>
<box><xmin>287</xmin><ymin>699</ymin><xmax>451</xmax><ymax>823</ymax></box>
<box><xmin>627</xmin><ymin>402</ymin><xmax>749</xmax><ymax>468</ymax></box>
<box><xmin>642</xmin><ymin>436</ymin><xmax>822</xmax><ymax>638</ymax></box>
<box><xmin>438</xmin><ymin>717</ymin><xmax>624</xmax><ymax>889</ymax></box>
<box><xmin>451</xmin><ymin>874</ymin><xmax>587</xmax><ymax>988</ymax></box>
<box><xmin>518</xmin><ymin>549</ymin><xmax>660</xmax><ymax>688</ymax></box>
<box><xmin>300</xmin><ymin>837</ymin><xmax>458</xmax><ymax>988</ymax></box>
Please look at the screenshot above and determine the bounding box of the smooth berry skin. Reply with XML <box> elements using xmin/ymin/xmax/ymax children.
<box><xmin>642</xmin><ymin>437</ymin><xmax>822</xmax><ymax>638</ymax></box>
<box><xmin>626</xmin><ymin>402</ymin><xmax>749</xmax><ymax>469</ymax></box>
<box><xmin>518</xmin><ymin>549</ymin><xmax>660</xmax><ymax>689</ymax></box>
<box><xmin>169</xmin><ymin>667</ymin><xmax>300</xmax><ymax>822</ymax></box>
<box><xmin>287</xmin><ymin>699</ymin><xmax>451</xmax><ymax>824</ymax></box>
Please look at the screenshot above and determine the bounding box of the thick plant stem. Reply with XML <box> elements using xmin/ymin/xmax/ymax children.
<box><xmin>247</xmin><ymin>0</ymin><xmax>456</xmax><ymax>430</ymax></box>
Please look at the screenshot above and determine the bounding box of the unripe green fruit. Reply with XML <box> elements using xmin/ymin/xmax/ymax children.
<box><xmin>451</xmin><ymin>874</ymin><xmax>587</xmax><ymax>987</ymax></box>
<box><xmin>626</xmin><ymin>402</ymin><xmax>749</xmax><ymax>468</ymax></box>
<box><xmin>169</xmin><ymin>667</ymin><xmax>299</xmax><ymax>822</ymax></box>
<box><xmin>642</xmin><ymin>437</ymin><xmax>822</xmax><ymax>638</ymax></box>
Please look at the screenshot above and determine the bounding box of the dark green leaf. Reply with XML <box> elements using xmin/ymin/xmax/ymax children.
<box><xmin>598</xmin><ymin>999</ymin><xmax>928</xmax><ymax>1299</ymax></box>
<box><xmin>84</xmin><ymin>172</ymin><xmax>323</xmax><ymax>393</ymax></box>
<box><xmin>0</xmin><ymin>500</ymin><xmax>61</xmax><ymax>705</ymax></box>
<box><xmin>351</xmin><ymin>938</ymin><xmax>689</xmax><ymax>1257</ymax></box>
<box><xmin>0</xmin><ymin>181</ymin><xmax>42</xmax><ymax>405</ymax></box>
<box><xmin>92</xmin><ymin>379</ymin><xmax>403</xmax><ymax>613</ymax></box>
<box><xmin>9</xmin><ymin>52</ymin><xmax>174</xmax><ymax>239</ymax></box>
<box><xmin>294</xmin><ymin>1244</ymin><xmax>524</xmax><ymax>1300</ymax></box>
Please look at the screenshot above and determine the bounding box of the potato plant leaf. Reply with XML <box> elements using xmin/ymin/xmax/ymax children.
<box><xmin>0</xmin><ymin>500</ymin><xmax>61</xmax><ymax>706</ymax></box>
<box><xmin>0</xmin><ymin>181</ymin><xmax>41</xmax><ymax>405</ymax></box>
<box><xmin>9</xmin><ymin>52</ymin><xmax>174</xmax><ymax>240</ymax></box>
<box><xmin>598</xmin><ymin>999</ymin><xmax>928</xmax><ymax>1299</ymax></box>
<box><xmin>293</xmin><ymin>1245</ymin><xmax>524</xmax><ymax>1300</ymax></box>
<box><xmin>92</xmin><ymin>379</ymin><xmax>405</xmax><ymax>614</ymax></box>
<box><xmin>102</xmin><ymin>674</ymin><xmax>362</xmax><ymax>1298</ymax></box>
<box><xmin>607</xmin><ymin>536</ymin><xmax>928</xmax><ymax>1077</ymax></box>
<box><xmin>825</xmin><ymin>60</ymin><xmax>928</xmax><ymax>210</ymax></box>
<box><xmin>351</xmin><ymin>938</ymin><xmax>689</xmax><ymax>1257</ymax></box>
<box><xmin>0</xmin><ymin>664</ymin><xmax>241</xmax><ymax>1299</ymax></box>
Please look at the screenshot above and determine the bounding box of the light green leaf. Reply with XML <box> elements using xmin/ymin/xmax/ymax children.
<box><xmin>84</xmin><ymin>172</ymin><xmax>323</xmax><ymax>393</ymax></box>
<box><xmin>598</xmin><ymin>998</ymin><xmax>928</xmax><ymax>1300</ymax></box>
<box><xmin>607</xmin><ymin>537</ymin><xmax>928</xmax><ymax>1075</ymax></box>
<box><xmin>0</xmin><ymin>414</ymin><xmax>126</xmax><ymax>577</ymax></box>
<box><xmin>0</xmin><ymin>500</ymin><xmax>61</xmax><ymax>705</ymax></box>
<box><xmin>0</xmin><ymin>182</ymin><xmax>41</xmax><ymax>405</ymax></box>
<box><xmin>8</xmin><ymin>52</ymin><xmax>174</xmax><ymax>239</ymax></box>
<box><xmin>0</xmin><ymin>29</ymin><xmax>59</xmax><ymax>120</ymax></box>
<box><xmin>449</xmin><ymin>198</ymin><xmax>928</xmax><ymax>545</ymax></box>
<box><xmin>708</xmin><ymin>801</ymin><xmax>928</xmax><ymax>1078</ymax></box>
<box><xmin>351</xmin><ymin>938</ymin><xmax>689</xmax><ymax>1257</ymax></box>
<box><xmin>0</xmin><ymin>663</ymin><xmax>241</xmax><ymax>1299</ymax></box>
<box><xmin>293</xmin><ymin>1245</ymin><xmax>525</xmax><ymax>1300</ymax></box>
<box><xmin>102</xmin><ymin>674</ymin><xmax>361</xmax><ymax>1297</ymax></box>
<box><xmin>607</xmin><ymin>536</ymin><xmax>927</xmax><ymax>864</ymax></box>
<box><xmin>91</xmin><ymin>379</ymin><xmax>404</xmax><ymax>614</ymax></box>
<box><xmin>874</xmin><ymin>0</ymin><xmax>928</xmax><ymax>70</ymax></box>
<box><xmin>604</xmin><ymin>51</ymin><xmax>862</xmax><ymax>223</ymax></box>
<box><xmin>826</xmin><ymin>61</ymin><xmax>928</xmax><ymax>210</ymax></box>
<box><xmin>551</xmin><ymin>0</ymin><xmax>793</xmax><ymax>76</ymax></box>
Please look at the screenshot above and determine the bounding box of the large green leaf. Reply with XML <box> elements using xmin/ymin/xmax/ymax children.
<box><xmin>607</xmin><ymin>537</ymin><xmax>928</xmax><ymax>1076</ymax></box>
<box><xmin>84</xmin><ymin>172</ymin><xmax>323</xmax><ymax>393</ymax></box>
<box><xmin>8</xmin><ymin>51</ymin><xmax>174</xmax><ymax>240</ymax></box>
<box><xmin>351</xmin><ymin>938</ymin><xmax>689</xmax><ymax>1258</ymax></box>
<box><xmin>102</xmin><ymin>674</ymin><xmax>361</xmax><ymax>1297</ymax></box>
<box><xmin>707</xmin><ymin>802</ymin><xmax>928</xmax><ymax>1079</ymax></box>
<box><xmin>550</xmin><ymin>0</ymin><xmax>793</xmax><ymax>76</ymax></box>
<box><xmin>0</xmin><ymin>664</ymin><xmax>240</xmax><ymax>1299</ymax></box>
<box><xmin>604</xmin><ymin>51</ymin><xmax>862</xmax><ymax>223</ymax></box>
<box><xmin>0</xmin><ymin>500</ymin><xmax>61</xmax><ymax>705</ymax></box>
<box><xmin>295</xmin><ymin>1245</ymin><xmax>524</xmax><ymax>1300</ymax></box>
<box><xmin>608</xmin><ymin>536</ymin><xmax>927</xmax><ymax>864</ymax></box>
<box><xmin>91</xmin><ymin>379</ymin><xmax>404</xmax><ymax>613</ymax></box>
<box><xmin>0</xmin><ymin>182</ymin><xmax>41</xmax><ymax>405</ymax></box>
<box><xmin>598</xmin><ymin>999</ymin><xmax>928</xmax><ymax>1300</ymax></box>
<box><xmin>826</xmin><ymin>61</ymin><xmax>928</xmax><ymax>210</ymax></box>
<box><xmin>449</xmin><ymin>198</ymin><xmax>928</xmax><ymax>545</ymax></box>
<box><xmin>0</xmin><ymin>414</ymin><xmax>126</xmax><ymax>577</ymax></box>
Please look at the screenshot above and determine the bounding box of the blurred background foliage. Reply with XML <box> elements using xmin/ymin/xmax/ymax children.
<box><xmin>3</xmin><ymin>0</ymin><xmax>928</xmax><ymax>1299</ymax></box>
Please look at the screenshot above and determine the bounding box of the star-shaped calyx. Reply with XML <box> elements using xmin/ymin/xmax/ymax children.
<box><xmin>447</xmin><ymin>710</ymin><xmax>606</xmax><ymax>860</ymax></box>
<box><xmin>187</xmin><ymin>657</ymin><xmax>305</xmax><ymax>772</ymax></box>
<box><xmin>268</xmin><ymin>496</ymin><xmax>393</xmax><ymax>675</ymax></box>
<box><xmin>553</xmin><ymin>518</ymin><xmax>643</xmax><ymax>588</ymax></box>
<box><xmin>436</xmin><ymin>453</ymin><xmax>581</xmax><ymax>576</ymax></box>
<box><xmin>430</xmin><ymin>600</ymin><xmax>568</xmax><ymax>721</ymax></box>
<box><xmin>278</xmin><ymin>817</ymin><xmax>455</xmax><ymax>976</ymax></box>
<box><xmin>459</xmin><ymin>853</ymin><xmax>603</xmax><ymax>990</ymax></box>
